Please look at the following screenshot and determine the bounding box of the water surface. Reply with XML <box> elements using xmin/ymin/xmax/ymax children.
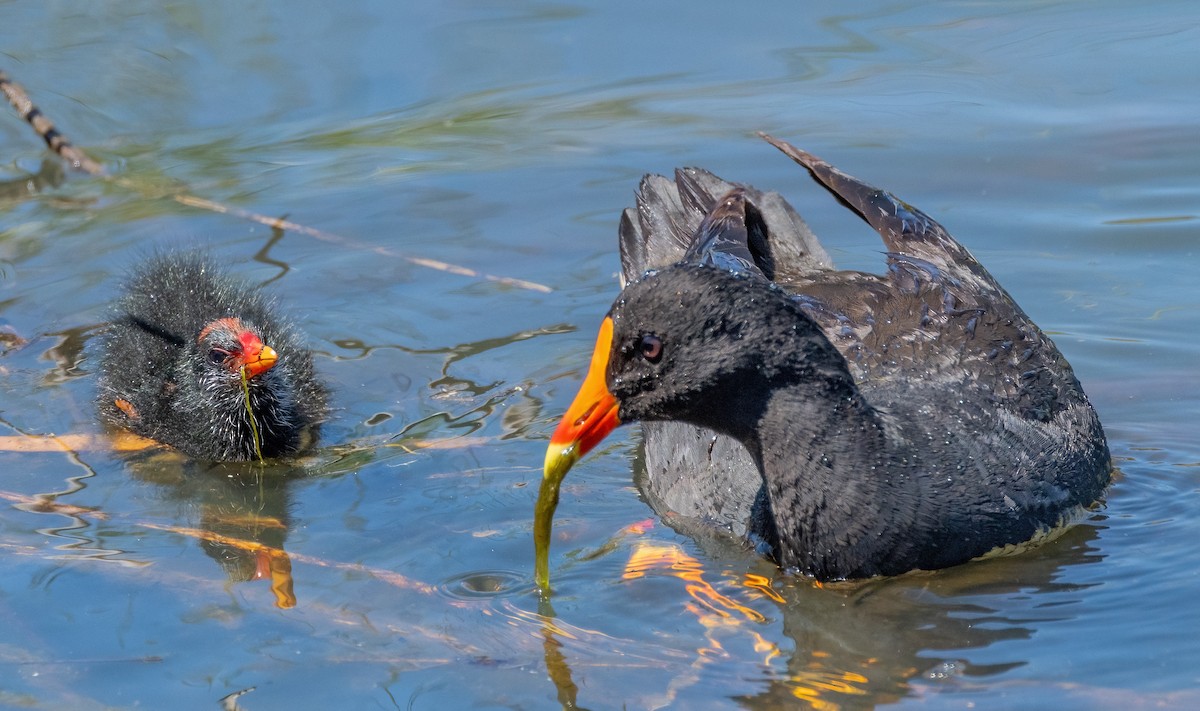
<box><xmin>2</xmin><ymin>1</ymin><xmax>1199</xmax><ymax>709</ymax></box>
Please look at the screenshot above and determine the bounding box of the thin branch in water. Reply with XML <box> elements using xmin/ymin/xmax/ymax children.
<box><xmin>1</xmin><ymin>69</ymin><xmax>553</xmax><ymax>293</ymax></box>
<box><xmin>0</xmin><ymin>655</ymin><xmax>164</xmax><ymax>666</ymax></box>
<box><xmin>0</xmin><ymin>432</ymin><xmax>157</xmax><ymax>453</ymax></box>
<box><xmin>0</xmin><ymin>69</ymin><xmax>105</xmax><ymax>176</ymax></box>
<box><xmin>136</xmin><ymin>521</ymin><xmax>437</xmax><ymax>595</ymax></box>
<box><xmin>173</xmin><ymin>194</ymin><xmax>553</xmax><ymax>293</ymax></box>
<box><xmin>0</xmin><ymin>488</ymin><xmax>108</xmax><ymax>519</ymax></box>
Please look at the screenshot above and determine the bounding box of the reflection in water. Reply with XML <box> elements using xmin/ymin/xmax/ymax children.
<box><xmin>0</xmin><ymin>413</ymin><xmax>145</xmax><ymax>566</ymax></box>
<box><xmin>357</xmin><ymin>324</ymin><xmax>572</xmax><ymax>449</ymax></box>
<box><xmin>40</xmin><ymin>324</ymin><xmax>95</xmax><ymax>387</ymax></box>
<box><xmin>334</xmin><ymin>323</ymin><xmax>572</xmax><ymax>393</ymax></box>
<box><xmin>196</xmin><ymin>476</ymin><xmax>296</xmax><ymax>609</ymax></box>
<box><xmin>537</xmin><ymin>597</ymin><xmax>592</xmax><ymax>711</ymax></box>
<box><xmin>524</xmin><ymin>521</ymin><xmax>1103</xmax><ymax>709</ymax></box>
<box><xmin>767</xmin><ymin>525</ymin><xmax>1101</xmax><ymax>708</ymax></box>
<box><xmin>0</xmin><ymin>325</ymin><xmax>26</xmax><ymax>354</ymax></box>
<box><xmin>0</xmin><ymin>158</ymin><xmax>65</xmax><ymax>201</ymax></box>
<box><xmin>434</xmin><ymin>567</ymin><xmax>592</xmax><ymax>709</ymax></box>
<box><xmin>129</xmin><ymin>455</ymin><xmax>303</xmax><ymax>609</ymax></box>
<box><xmin>389</xmin><ymin>388</ymin><xmax>517</xmax><ymax>449</ymax></box>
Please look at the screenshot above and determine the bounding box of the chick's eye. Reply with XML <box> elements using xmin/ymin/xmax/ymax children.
<box><xmin>639</xmin><ymin>334</ymin><xmax>663</xmax><ymax>363</ymax></box>
<box><xmin>208</xmin><ymin>348</ymin><xmax>231</xmax><ymax>365</ymax></box>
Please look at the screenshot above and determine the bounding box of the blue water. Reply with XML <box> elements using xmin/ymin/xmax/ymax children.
<box><xmin>2</xmin><ymin>1</ymin><xmax>1199</xmax><ymax>708</ymax></box>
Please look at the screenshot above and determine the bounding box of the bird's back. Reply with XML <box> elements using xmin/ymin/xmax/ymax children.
<box><xmin>618</xmin><ymin>136</ymin><xmax>1109</xmax><ymax>558</ymax></box>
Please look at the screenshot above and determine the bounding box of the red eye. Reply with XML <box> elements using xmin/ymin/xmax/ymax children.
<box><xmin>640</xmin><ymin>334</ymin><xmax>663</xmax><ymax>363</ymax></box>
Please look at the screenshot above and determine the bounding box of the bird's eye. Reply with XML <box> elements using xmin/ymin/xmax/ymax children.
<box><xmin>639</xmin><ymin>334</ymin><xmax>663</xmax><ymax>363</ymax></box>
<box><xmin>208</xmin><ymin>348</ymin><xmax>231</xmax><ymax>365</ymax></box>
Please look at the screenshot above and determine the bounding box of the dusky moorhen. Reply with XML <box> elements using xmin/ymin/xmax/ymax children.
<box><xmin>96</xmin><ymin>253</ymin><xmax>329</xmax><ymax>461</ymax></box>
<box><xmin>537</xmin><ymin>135</ymin><xmax>1110</xmax><ymax>586</ymax></box>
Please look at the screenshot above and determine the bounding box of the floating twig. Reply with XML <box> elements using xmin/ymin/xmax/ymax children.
<box><xmin>1</xmin><ymin>69</ymin><xmax>552</xmax><ymax>293</ymax></box>
<box><xmin>0</xmin><ymin>69</ymin><xmax>105</xmax><ymax>176</ymax></box>
<box><xmin>0</xmin><ymin>432</ymin><xmax>157</xmax><ymax>453</ymax></box>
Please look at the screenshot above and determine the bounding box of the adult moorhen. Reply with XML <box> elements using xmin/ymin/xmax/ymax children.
<box><xmin>95</xmin><ymin>253</ymin><xmax>329</xmax><ymax>461</ymax></box>
<box><xmin>537</xmin><ymin>134</ymin><xmax>1111</xmax><ymax>586</ymax></box>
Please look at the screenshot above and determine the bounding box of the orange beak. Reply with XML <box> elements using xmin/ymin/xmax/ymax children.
<box><xmin>238</xmin><ymin>332</ymin><xmax>278</xmax><ymax>379</ymax></box>
<box><xmin>535</xmin><ymin>317</ymin><xmax>622</xmax><ymax>591</ymax></box>
<box><xmin>543</xmin><ymin>316</ymin><xmax>623</xmax><ymax>480</ymax></box>
<box><xmin>199</xmin><ymin>318</ymin><xmax>278</xmax><ymax>379</ymax></box>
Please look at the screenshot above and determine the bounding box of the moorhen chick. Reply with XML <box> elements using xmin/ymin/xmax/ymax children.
<box><xmin>537</xmin><ymin>134</ymin><xmax>1110</xmax><ymax>586</ymax></box>
<box><xmin>95</xmin><ymin>253</ymin><xmax>329</xmax><ymax>461</ymax></box>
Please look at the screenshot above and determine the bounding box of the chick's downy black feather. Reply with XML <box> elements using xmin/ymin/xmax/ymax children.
<box><xmin>95</xmin><ymin>254</ymin><xmax>329</xmax><ymax>461</ymax></box>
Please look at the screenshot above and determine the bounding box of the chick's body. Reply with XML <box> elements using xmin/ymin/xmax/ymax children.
<box><xmin>95</xmin><ymin>254</ymin><xmax>328</xmax><ymax>461</ymax></box>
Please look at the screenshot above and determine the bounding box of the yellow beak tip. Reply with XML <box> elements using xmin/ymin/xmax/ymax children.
<box><xmin>543</xmin><ymin>442</ymin><xmax>580</xmax><ymax>482</ymax></box>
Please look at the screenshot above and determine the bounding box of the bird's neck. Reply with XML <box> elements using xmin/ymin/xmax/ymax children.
<box><xmin>745</xmin><ymin>370</ymin><xmax>920</xmax><ymax>580</ymax></box>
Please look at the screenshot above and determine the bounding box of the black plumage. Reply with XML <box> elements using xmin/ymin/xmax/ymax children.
<box><xmin>95</xmin><ymin>253</ymin><xmax>329</xmax><ymax>461</ymax></box>
<box><xmin>541</xmin><ymin>135</ymin><xmax>1111</xmax><ymax>581</ymax></box>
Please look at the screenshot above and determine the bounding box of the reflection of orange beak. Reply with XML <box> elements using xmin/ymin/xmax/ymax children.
<box><xmin>255</xmin><ymin>548</ymin><xmax>296</xmax><ymax>609</ymax></box>
<box><xmin>535</xmin><ymin>317</ymin><xmax>622</xmax><ymax>591</ymax></box>
<box><xmin>543</xmin><ymin>317</ymin><xmax>622</xmax><ymax>480</ymax></box>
